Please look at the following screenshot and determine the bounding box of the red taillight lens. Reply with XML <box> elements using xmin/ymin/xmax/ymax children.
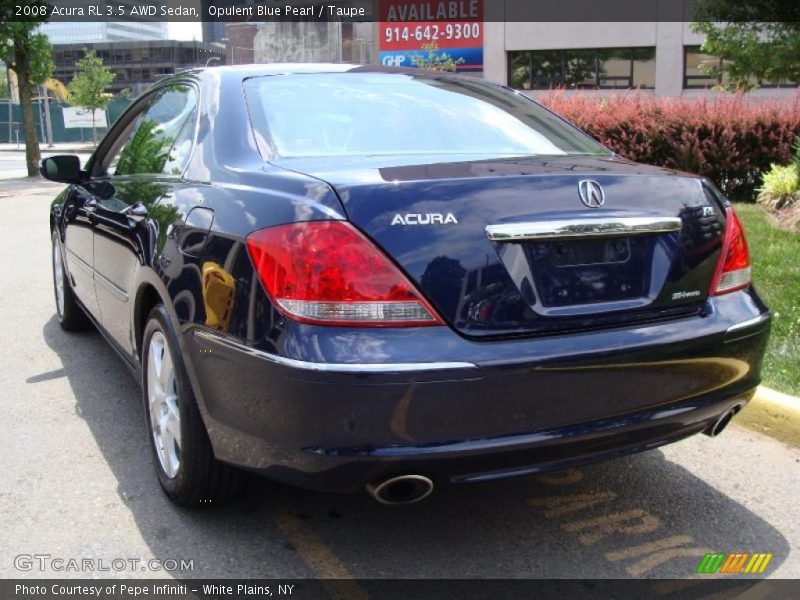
<box><xmin>709</xmin><ymin>207</ymin><xmax>751</xmax><ymax>296</ymax></box>
<box><xmin>246</xmin><ymin>221</ymin><xmax>443</xmax><ymax>327</ymax></box>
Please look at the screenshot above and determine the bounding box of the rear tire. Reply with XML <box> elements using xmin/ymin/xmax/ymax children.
<box><xmin>52</xmin><ymin>230</ymin><xmax>91</xmax><ymax>331</ymax></box>
<box><xmin>142</xmin><ymin>304</ymin><xmax>240</xmax><ymax>506</ymax></box>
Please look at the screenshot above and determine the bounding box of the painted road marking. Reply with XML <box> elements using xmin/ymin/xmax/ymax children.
<box><xmin>605</xmin><ymin>536</ymin><xmax>712</xmax><ymax>577</ymax></box>
<box><xmin>528</xmin><ymin>491</ymin><xmax>617</xmax><ymax>518</ymax></box>
<box><xmin>562</xmin><ymin>509</ymin><xmax>661</xmax><ymax>546</ymax></box>
<box><xmin>531</xmin><ymin>469</ymin><xmax>712</xmax><ymax>577</ymax></box>
<box><xmin>534</xmin><ymin>469</ymin><xmax>585</xmax><ymax>485</ymax></box>
<box><xmin>275</xmin><ymin>512</ymin><xmax>369</xmax><ymax>600</ymax></box>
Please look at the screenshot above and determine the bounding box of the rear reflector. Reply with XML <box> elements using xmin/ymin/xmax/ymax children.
<box><xmin>709</xmin><ymin>207</ymin><xmax>751</xmax><ymax>296</ymax></box>
<box><xmin>246</xmin><ymin>221</ymin><xmax>443</xmax><ymax>327</ymax></box>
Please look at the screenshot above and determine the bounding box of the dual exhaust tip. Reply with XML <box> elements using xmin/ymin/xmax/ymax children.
<box><xmin>704</xmin><ymin>403</ymin><xmax>745</xmax><ymax>437</ymax></box>
<box><xmin>366</xmin><ymin>475</ymin><xmax>434</xmax><ymax>506</ymax></box>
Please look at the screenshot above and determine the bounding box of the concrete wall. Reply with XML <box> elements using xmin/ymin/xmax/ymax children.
<box><xmin>254</xmin><ymin>23</ymin><xmax>342</xmax><ymax>64</ymax></box>
<box><xmin>252</xmin><ymin>22</ymin><xmax>375</xmax><ymax>66</ymax></box>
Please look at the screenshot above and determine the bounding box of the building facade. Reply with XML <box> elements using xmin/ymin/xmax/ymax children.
<box><xmin>42</xmin><ymin>21</ymin><xmax>168</xmax><ymax>44</ymax></box>
<box><xmin>224</xmin><ymin>23</ymin><xmax>258</xmax><ymax>65</ymax></box>
<box><xmin>482</xmin><ymin>22</ymin><xmax>796</xmax><ymax>98</ymax></box>
<box><xmin>43</xmin><ymin>18</ymin><xmax>796</xmax><ymax>100</ymax></box>
<box><xmin>247</xmin><ymin>18</ymin><xmax>794</xmax><ymax>99</ymax></box>
<box><xmin>52</xmin><ymin>41</ymin><xmax>225</xmax><ymax>96</ymax></box>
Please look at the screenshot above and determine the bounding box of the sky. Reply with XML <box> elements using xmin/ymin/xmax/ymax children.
<box><xmin>168</xmin><ymin>23</ymin><xmax>204</xmax><ymax>41</ymax></box>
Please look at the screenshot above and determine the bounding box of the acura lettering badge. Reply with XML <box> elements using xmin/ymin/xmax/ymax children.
<box><xmin>578</xmin><ymin>180</ymin><xmax>605</xmax><ymax>208</ymax></box>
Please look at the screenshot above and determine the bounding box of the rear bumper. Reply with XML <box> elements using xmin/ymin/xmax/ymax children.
<box><xmin>185</xmin><ymin>290</ymin><xmax>770</xmax><ymax>492</ymax></box>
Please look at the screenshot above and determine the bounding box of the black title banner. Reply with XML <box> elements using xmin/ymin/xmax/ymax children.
<box><xmin>4</xmin><ymin>579</ymin><xmax>800</xmax><ymax>600</ymax></box>
<box><xmin>6</xmin><ymin>0</ymin><xmax>800</xmax><ymax>23</ymax></box>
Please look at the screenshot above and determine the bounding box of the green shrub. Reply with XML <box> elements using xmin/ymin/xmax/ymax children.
<box><xmin>757</xmin><ymin>137</ymin><xmax>800</xmax><ymax>213</ymax></box>
<box><xmin>793</xmin><ymin>137</ymin><xmax>800</xmax><ymax>178</ymax></box>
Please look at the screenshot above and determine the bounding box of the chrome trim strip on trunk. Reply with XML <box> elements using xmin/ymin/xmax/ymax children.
<box><xmin>193</xmin><ymin>330</ymin><xmax>478</xmax><ymax>373</ymax></box>
<box><xmin>485</xmin><ymin>217</ymin><xmax>683</xmax><ymax>242</ymax></box>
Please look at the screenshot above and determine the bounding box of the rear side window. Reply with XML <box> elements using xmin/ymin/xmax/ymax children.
<box><xmin>244</xmin><ymin>72</ymin><xmax>608</xmax><ymax>159</ymax></box>
<box><xmin>110</xmin><ymin>85</ymin><xmax>197</xmax><ymax>177</ymax></box>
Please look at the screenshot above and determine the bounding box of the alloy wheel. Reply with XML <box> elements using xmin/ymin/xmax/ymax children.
<box><xmin>146</xmin><ymin>331</ymin><xmax>182</xmax><ymax>478</ymax></box>
<box><xmin>52</xmin><ymin>240</ymin><xmax>65</xmax><ymax>318</ymax></box>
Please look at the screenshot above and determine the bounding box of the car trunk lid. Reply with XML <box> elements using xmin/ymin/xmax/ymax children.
<box><xmin>273</xmin><ymin>154</ymin><xmax>726</xmax><ymax>338</ymax></box>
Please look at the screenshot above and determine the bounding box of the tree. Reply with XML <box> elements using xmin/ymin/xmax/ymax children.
<box><xmin>691</xmin><ymin>0</ymin><xmax>800</xmax><ymax>90</ymax></box>
<box><xmin>68</xmin><ymin>49</ymin><xmax>116</xmax><ymax>144</ymax></box>
<box><xmin>0</xmin><ymin>14</ymin><xmax>55</xmax><ymax>176</ymax></box>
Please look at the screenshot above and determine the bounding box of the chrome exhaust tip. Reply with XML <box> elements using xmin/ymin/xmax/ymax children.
<box><xmin>366</xmin><ymin>475</ymin><xmax>434</xmax><ymax>506</ymax></box>
<box><xmin>704</xmin><ymin>404</ymin><xmax>744</xmax><ymax>437</ymax></box>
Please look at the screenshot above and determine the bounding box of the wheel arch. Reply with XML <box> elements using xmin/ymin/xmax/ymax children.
<box><xmin>131</xmin><ymin>269</ymin><xmax>180</xmax><ymax>362</ymax></box>
<box><xmin>134</xmin><ymin>283</ymin><xmax>162</xmax><ymax>361</ymax></box>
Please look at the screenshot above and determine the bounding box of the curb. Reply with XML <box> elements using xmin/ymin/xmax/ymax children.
<box><xmin>736</xmin><ymin>386</ymin><xmax>800</xmax><ymax>447</ymax></box>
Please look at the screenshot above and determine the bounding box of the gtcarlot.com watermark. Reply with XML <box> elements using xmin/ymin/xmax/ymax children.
<box><xmin>14</xmin><ymin>554</ymin><xmax>194</xmax><ymax>573</ymax></box>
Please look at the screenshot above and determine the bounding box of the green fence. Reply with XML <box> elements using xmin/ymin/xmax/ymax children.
<box><xmin>0</xmin><ymin>99</ymin><xmax>131</xmax><ymax>144</ymax></box>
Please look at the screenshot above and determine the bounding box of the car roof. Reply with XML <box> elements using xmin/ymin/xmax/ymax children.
<box><xmin>210</xmin><ymin>63</ymin><xmax>364</xmax><ymax>75</ymax></box>
<box><xmin>205</xmin><ymin>63</ymin><xmax>425</xmax><ymax>76</ymax></box>
<box><xmin>165</xmin><ymin>63</ymin><xmax>467</xmax><ymax>86</ymax></box>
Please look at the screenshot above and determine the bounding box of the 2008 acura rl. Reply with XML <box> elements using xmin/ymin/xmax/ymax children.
<box><xmin>45</xmin><ymin>65</ymin><xmax>770</xmax><ymax>506</ymax></box>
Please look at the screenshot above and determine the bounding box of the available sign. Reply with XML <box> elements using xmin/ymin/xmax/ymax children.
<box><xmin>379</xmin><ymin>0</ymin><xmax>484</xmax><ymax>73</ymax></box>
<box><xmin>62</xmin><ymin>107</ymin><xmax>108</xmax><ymax>129</ymax></box>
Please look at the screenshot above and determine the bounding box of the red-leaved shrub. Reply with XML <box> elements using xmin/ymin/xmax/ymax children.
<box><xmin>537</xmin><ymin>91</ymin><xmax>800</xmax><ymax>201</ymax></box>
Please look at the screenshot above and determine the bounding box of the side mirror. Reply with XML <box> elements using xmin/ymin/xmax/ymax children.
<box><xmin>40</xmin><ymin>155</ymin><xmax>83</xmax><ymax>184</ymax></box>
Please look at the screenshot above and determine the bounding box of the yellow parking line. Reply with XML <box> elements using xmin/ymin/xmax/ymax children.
<box><xmin>275</xmin><ymin>512</ymin><xmax>369</xmax><ymax>600</ymax></box>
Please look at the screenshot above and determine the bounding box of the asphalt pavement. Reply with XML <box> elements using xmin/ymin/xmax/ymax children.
<box><xmin>1</xmin><ymin>176</ymin><xmax>799</xmax><ymax>583</ymax></box>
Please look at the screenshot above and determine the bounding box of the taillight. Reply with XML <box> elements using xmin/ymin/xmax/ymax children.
<box><xmin>709</xmin><ymin>207</ymin><xmax>751</xmax><ymax>296</ymax></box>
<box><xmin>246</xmin><ymin>221</ymin><xmax>443</xmax><ymax>327</ymax></box>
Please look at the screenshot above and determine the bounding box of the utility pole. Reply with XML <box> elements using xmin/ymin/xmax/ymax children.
<box><xmin>40</xmin><ymin>83</ymin><xmax>53</xmax><ymax>147</ymax></box>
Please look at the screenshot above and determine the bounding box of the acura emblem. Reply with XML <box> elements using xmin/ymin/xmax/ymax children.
<box><xmin>578</xmin><ymin>180</ymin><xmax>605</xmax><ymax>208</ymax></box>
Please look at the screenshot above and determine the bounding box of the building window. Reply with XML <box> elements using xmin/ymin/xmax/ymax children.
<box><xmin>684</xmin><ymin>46</ymin><xmax>796</xmax><ymax>89</ymax></box>
<box><xmin>509</xmin><ymin>48</ymin><xmax>656</xmax><ymax>90</ymax></box>
<box><xmin>683</xmin><ymin>46</ymin><xmax>728</xmax><ymax>89</ymax></box>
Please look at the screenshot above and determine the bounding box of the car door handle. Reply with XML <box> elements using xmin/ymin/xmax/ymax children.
<box><xmin>485</xmin><ymin>217</ymin><xmax>683</xmax><ymax>242</ymax></box>
<box><xmin>83</xmin><ymin>198</ymin><xmax>98</xmax><ymax>211</ymax></box>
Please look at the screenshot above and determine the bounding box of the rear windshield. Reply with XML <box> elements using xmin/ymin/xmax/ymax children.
<box><xmin>244</xmin><ymin>72</ymin><xmax>608</xmax><ymax>159</ymax></box>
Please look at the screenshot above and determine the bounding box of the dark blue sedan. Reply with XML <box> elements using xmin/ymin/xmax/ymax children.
<box><xmin>44</xmin><ymin>65</ymin><xmax>770</xmax><ymax>506</ymax></box>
